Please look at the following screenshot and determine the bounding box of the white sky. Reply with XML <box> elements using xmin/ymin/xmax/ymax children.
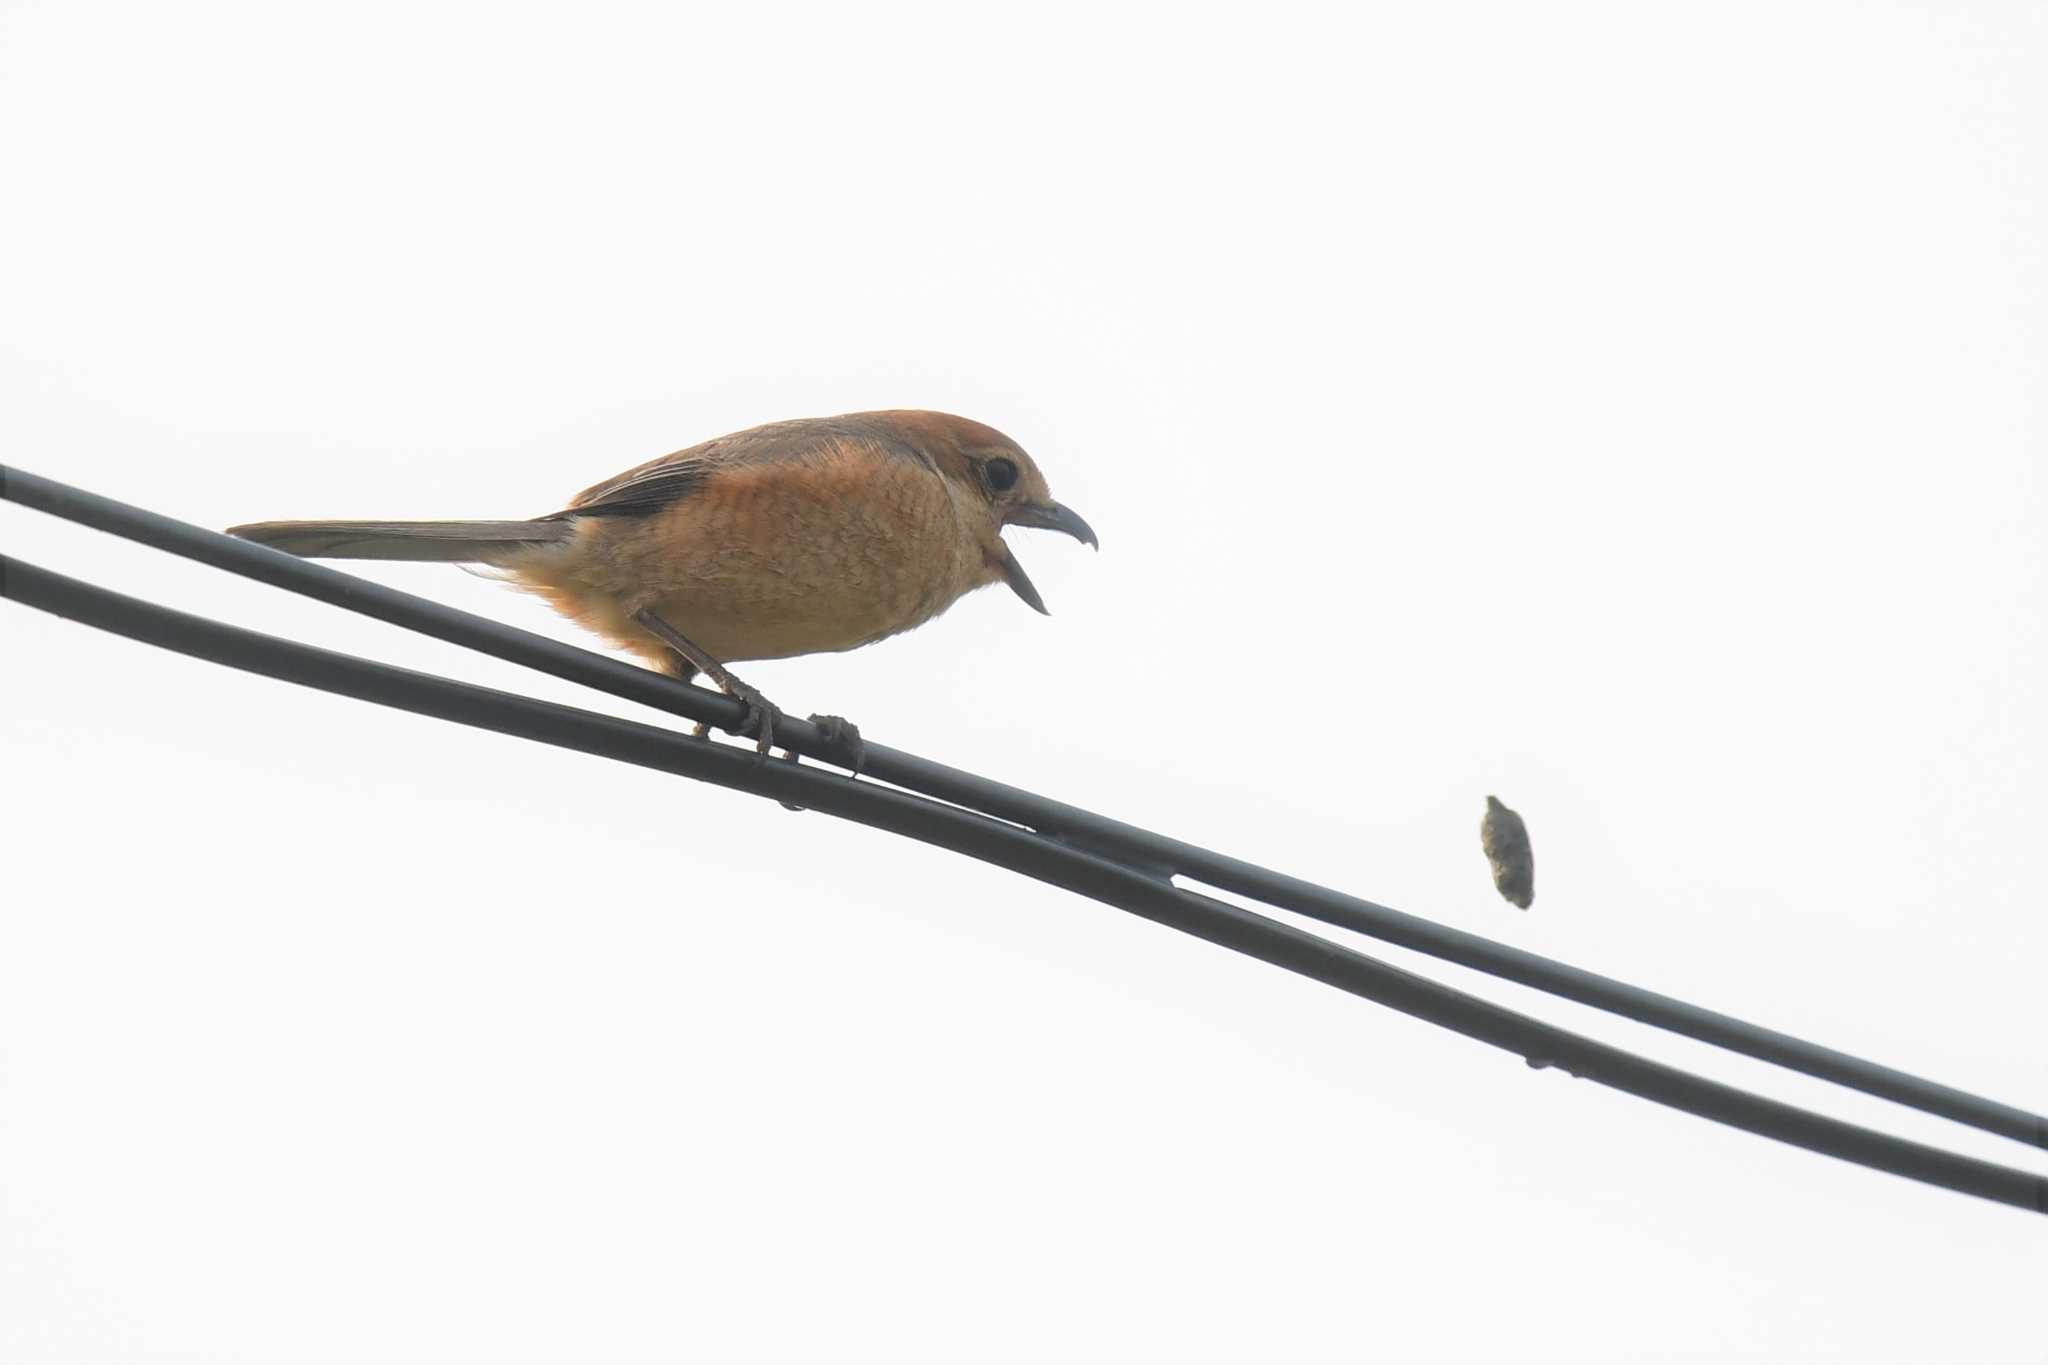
<box><xmin>3</xmin><ymin>3</ymin><xmax>2044</xmax><ymax>1361</ymax></box>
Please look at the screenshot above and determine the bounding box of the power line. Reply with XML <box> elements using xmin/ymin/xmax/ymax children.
<box><xmin>8</xmin><ymin>465</ymin><xmax>2042</xmax><ymax>1154</ymax></box>
<box><xmin>2</xmin><ymin>468</ymin><xmax>2042</xmax><ymax>1213</ymax></box>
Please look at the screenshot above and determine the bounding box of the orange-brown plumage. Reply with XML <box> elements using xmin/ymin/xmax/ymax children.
<box><xmin>227</xmin><ymin>410</ymin><xmax>1097</xmax><ymax>749</ymax></box>
<box><xmin>515</xmin><ymin>444</ymin><xmax>993</xmax><ymax>670</ymax></box>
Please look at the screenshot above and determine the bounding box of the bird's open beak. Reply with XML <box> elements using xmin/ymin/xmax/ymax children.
<box><xmin>997</xmin><ymin>501</ymin><xmax>1098</xmax><ymax>615</ymax></box>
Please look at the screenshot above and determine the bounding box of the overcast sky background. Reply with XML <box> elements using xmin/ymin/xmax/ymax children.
<box><xmin>3</xmin><ymin>3</ymin><xmax>2044</xmax><ymax>1362</ymax></box>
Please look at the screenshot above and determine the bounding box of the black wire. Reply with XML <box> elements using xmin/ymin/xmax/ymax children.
<box><xmin>6</xmin><ymin>463</ymin><xmax>2042</xmax><ymax>1152</ymax></box>
<box><xmin>4</xmin><ymin>553</ymin><xmax>2041</xmax><ymax>1214</ymax></box>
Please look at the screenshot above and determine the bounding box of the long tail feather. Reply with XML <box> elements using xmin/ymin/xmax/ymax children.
<box><xmin>226</xmin><ymin>518</ymin><xmax>570</xmax><ymax>562</ymax></box>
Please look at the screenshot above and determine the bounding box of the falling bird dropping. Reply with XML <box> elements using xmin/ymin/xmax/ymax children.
<box><xmin>1481</xmin><ymin>794</ymin><xmax>1534</xmax><ymax>910</ymax></box>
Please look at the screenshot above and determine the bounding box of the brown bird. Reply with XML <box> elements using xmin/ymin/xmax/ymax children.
<box><xmin>1480</xmin><ymin>795</ymin><xmax>1534</xmax><ymax>910</ymax></box>
<box><xmin>228</xmin><ymin>410</ymin><xmax>1097</xmax><ymax>756</ymax></box>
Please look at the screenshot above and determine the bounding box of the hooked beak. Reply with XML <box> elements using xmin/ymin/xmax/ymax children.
<box><xmin>1004</xmin><ymin>500</ymin><xmax>1099</xmax><ymax>550</ymax></box>
<box><xmin>997</xmin><ymin>501</ymin><xmax>1099</xmax><ymax>615</ymax></box>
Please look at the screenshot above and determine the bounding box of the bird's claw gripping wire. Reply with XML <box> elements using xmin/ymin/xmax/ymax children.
<box><xmin>677</xmin><ymin>680</ymin><xmax>781</xmax><ymax>756</ymax></box>
<box><xmin>721</xmin><ymin>678</ymin><xmax>782</xmax><ymax>757</ymax></box>
<box><xmin>804</xmin><ymin>713</ymin><xmax>865</xmax><ymax>776</ymax></box>
<box><xmin>774</xmin><ymin>715</ymin><xmax>866</xmax><ymax>814</ymax></box>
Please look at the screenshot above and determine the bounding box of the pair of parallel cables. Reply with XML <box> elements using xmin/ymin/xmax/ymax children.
<box><xmin>3</xmin><ymin>465</ymin><xmax>2042</xmax><ymax>1213</ymax></box>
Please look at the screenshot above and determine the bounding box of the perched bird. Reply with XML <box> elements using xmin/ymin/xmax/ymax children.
<box><xmin>1480</xmin><ymin>795</ymin><xmax>1534</xmax><ymax>910</ymax></box>
<box><xmin>228</xmin><ymin>410</ymin><xmax>1097</xmax><ymax>755</ymax></box>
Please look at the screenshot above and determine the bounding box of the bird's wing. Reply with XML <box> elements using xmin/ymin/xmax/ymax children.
<box><xmin>550</xmin><ymin>416</ymin><xmax>938</xmax><ymax>520</ymax></box>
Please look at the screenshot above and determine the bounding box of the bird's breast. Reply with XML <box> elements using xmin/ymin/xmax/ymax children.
<box><xmin>508</xmin><ymin>455</ymin><xmax>993</xmax><ymax>665</ymax></box>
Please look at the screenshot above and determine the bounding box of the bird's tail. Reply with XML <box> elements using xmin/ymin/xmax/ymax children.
<box><xmin>225</xmin><ymin>518</ymin><xmax>572</xmax><ymax>563</ymax></box>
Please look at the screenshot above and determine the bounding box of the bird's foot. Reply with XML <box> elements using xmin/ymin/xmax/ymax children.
<box><xmin>719</xmin><ymin>678</ymin><xmax>783</xmax><ymax>757</ymax></box>
<box><xmin>805</xmin><ymin>713</ymin><xmax>866</xmax><ymax>776</ymax></box>
<box><xmin>772</xmin><ymin>715</ymin><xmax>865</xmax><ymax>814</ymax></box>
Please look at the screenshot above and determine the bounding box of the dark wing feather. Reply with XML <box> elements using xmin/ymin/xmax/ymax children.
<box><xmin>554</xmin><ymin>454</ymin><xmax>715</xmax><ymax>519</ymax></box>
<box><xmin>546</xmin><ymin>415</ymin><xmax>940</xmax><ymax>521</ymax></box>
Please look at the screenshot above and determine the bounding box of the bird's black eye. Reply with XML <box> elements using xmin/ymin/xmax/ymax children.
<box><xmin>984</xmin><ymin>457</ymin><xmax>1019</xmax><ymax>493</ymax></box>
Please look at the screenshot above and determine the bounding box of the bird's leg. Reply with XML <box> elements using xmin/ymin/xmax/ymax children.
<box><xmin>634</xmin><ymin>611</ymin><xmax>864</xmax><ymax>782</ymax></box>
<box><xmin>633</xmin><ymin>608</ymin><xmax>780</xmax><ymax>755</ymax></box>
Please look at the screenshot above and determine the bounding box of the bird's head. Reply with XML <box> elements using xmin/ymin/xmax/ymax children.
<box><xmin>891</xmin><ymin>411</ymin><xmax>1098</xmax><ymax>614</ymax></box>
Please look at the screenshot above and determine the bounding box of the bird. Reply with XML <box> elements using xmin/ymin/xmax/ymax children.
<box><xmin>1480</xmin><ymin>795</ymin><xmax>1534</xmax><ymax>910</ymax></box>
<box><xmin>227</xmin><ymin>410</ymin><xmax>1097</xmax><ymax>759</ymax></box>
